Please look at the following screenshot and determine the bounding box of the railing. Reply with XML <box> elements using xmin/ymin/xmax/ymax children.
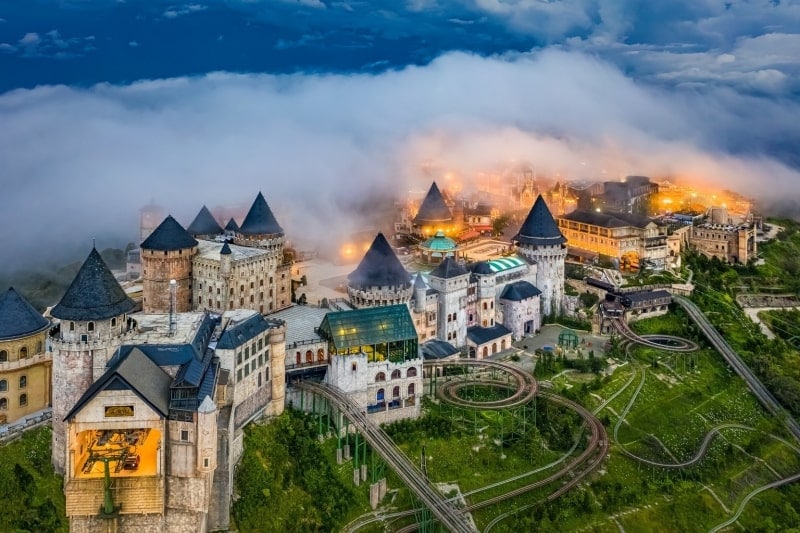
<box><xmin>0</xmin><ymin>409</ymin><xmax>52</xmax><ymax>445</ymax></box>
<box><xmin>0</xmin><ymin>353</ymin><xmax>51</xmax><ymax>372</ymax></box>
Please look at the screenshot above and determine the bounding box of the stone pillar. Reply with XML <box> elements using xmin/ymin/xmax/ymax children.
<box><xmin>379</xmin><ymin>478</ymin><xmax>387</xmax><ymax>500</ymax></box>
<box><xmin>370</xmin><ymin>482</ymin><xmax>381</xmax><ymax>510</ymax></box>
<box><xmin>353</xmin><ymin>469</ymin><xmax>360</xmax><ymax>486</ymax></box>
<box><xmin>360</xmin><ymin>464</ymin><xmax>368</xmax><ymax>481</ymax></box>
<box><xmin>336</xmin><ymin>448</ymin><xmax>343</xmax><ymax>464</ymax></box>
<box><xmin>344</xmin><ymin>444</ymin><xmax>351</xmax><ymax>460</ymax></box>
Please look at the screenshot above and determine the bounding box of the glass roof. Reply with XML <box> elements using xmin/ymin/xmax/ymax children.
<box><xmin>319</xmin><ymin>304</ymin><xmax>417</xmax><ymax>350</ymax></box>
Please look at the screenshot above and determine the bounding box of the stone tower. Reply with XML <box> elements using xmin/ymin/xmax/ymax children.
<box><xmin>426</xmin><ymin>257</ymin><xmax>470</xmax><ymax>346</ymax></box>
<box><xmin>471</xmin><ymin>261</ymin><xmax>496</xmax><ymax>327</ymax></box>
<box><xmin>513</xmin><ymin>195</ymin><xmax>567</xmax><ymax>317</ymax></box>
<box><xmin>187</xmin><ymin>205</ymin><xmax>224</xmax><ymax>240</ymax></box>
<box><xmin>141</xmin><ymin>215</ymin><xmax>198</xmax><ymax>313</ymax></box>
<box><xmin>347</xmin><ymin>232</ymin><xmax>412</xmax><ymax>308</ymax></box>
<box><xmin>413</xmin><ymin>273</ymin><xmax>427</xmax><ymax>313</ymax></box>
<box><xmin>50</xmin><ymin>247</ymin><xmax>136</xmax><ymax>474</ymax></box>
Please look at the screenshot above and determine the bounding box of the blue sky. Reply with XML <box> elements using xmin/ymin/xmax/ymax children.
<box><xmin>0</xmin><ymin>0</ymin><xmax>799</xmax><ymax>265</ymax></box>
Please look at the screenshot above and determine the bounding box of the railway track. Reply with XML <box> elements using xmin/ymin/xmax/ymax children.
<box><xmin>423</xmin><ymin>359</ymin><xmax>537</xmax><ymax>409</ymax></box>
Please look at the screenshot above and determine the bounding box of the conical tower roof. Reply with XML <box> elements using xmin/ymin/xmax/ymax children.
<box><xmin>0</xmin><ymin>287</ymin><xmax>49</xmax><ymax>340</ymax></box>
<box><xmin>51</xmin><ymin>248</ymin><xmax>136</xmax><ymax>321</ymax></box>
<box><xmin>429</xmin><ymin>256</ymin><xmax>468</xmax><ymax>279</ymax></box>
<box><xmin>220</xmin><ymin>242</ymin><xmax>232</xmax><ymax>255</ymax></box>
<box><xmin>141</xmin><ymin>215</ymin><xmax>198</xmax><ymax>251</ymax></box>
<box><xmin>348</xmin><ymin>233</ymin><xmax>411</xmax><ymax>289</ymax></box>
<box><xmin>414</xmin><ymin>273</ymin><xmax>427</xmax><ymax>290</ymax></box>
<box><xmin>225</xmin><ymin>218</ymin><xmax>239</xmax><ymax>232</ymax></box>
<box><xmin>238</xmin><ymin>192</ymin><xmax>283</xmax><ymax>236</ymax></box>
<box><xmin>187</xmin><ymin>205</ymin><xmax>223</xmax><ymax>237</ymax></box>
<box><xmin>513</xmin><ymin>195</ymin><xmax>566</xmax><ymax>246</ymax></box>
<box><xmin>413</xmin><ymin>182</ymin><xmax>453</xmax><ymax>225</ymax></box>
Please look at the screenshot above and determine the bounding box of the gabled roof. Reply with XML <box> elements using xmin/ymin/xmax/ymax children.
<box><xmin>561</xmin><ymin>209</ymin><xmax>655</xmax><ymax>229</ymax></box>
<box><xmin>319</xmin><ymin>305</ymin><xmax>416</xmax><ymax>351</ymax></box>
<box><xmin>467</xmin><ymin>324</ymin><xmax>512</xmax><ymax>345</ymax></box>
<box><xmin>141</xmin><ymin>215</ymin><xmax>198</xmax><ymax>251</ymax></box>
<box><xmin>187</xmin><ymin>205</ymin><xmax>223</xmax><ymax>236</ymax></box>
<box><xmin>428</xmin><ymin>257</ymin><xmax>468</xmax><ymax>279</ymax></box>
<box><xmin>0</xmin><ymin>287</ymin><xmax>49</xmax><ymax>340</ymax></box>
<box><xmin>238</xmin><ymin>192</ymin><xmax>284</xmax><ymax>236</ymax></box>
<box><xmin>414</xmin><ymin>182</ymin><xmax>453</xmax><ymax>225</ymax></box>
<box><xmin>225</xmin><ymin>218</ymin><xmax>239</xmax><ymax>232</ymax></box>
<box><xmin>500</xmin><ymin>281</ymin><xmax>541</xmax><ymax>301</ymax></box>
<box><xmin>65</xmin><ymin>347</ymin><xmax>172</xmax><ymax>421</ymax></box>
<box><xmin>513</xmin><ymin>195</ymin><xmax>567</xmax><ymax>246</ymax></box>
<box><xmin>348</xmin><ymin>233</ymin><xmax>411</xmax><ymax>289</ymax></box>
<box><xmin>216</xmin><ymin>313</ymin><xmax>272</xmax><ymax>350</ymax></box>
<box><xmin>421</xmin><ymin>339</ymin><xmax>460</xmax><ymax>360</ymax></box>
<box><xmin>51</xmin><ymin>248</ymin><xmax>136</xmax><ymax>321</ymax></box>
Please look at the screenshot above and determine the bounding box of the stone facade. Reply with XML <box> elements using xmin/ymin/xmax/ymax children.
<box><xmin>517</xmin><ymin>244</ymin><xmax>567</xmax><ymax>317</ymax></box>
<box><xmin>690</xmin><ymin>223</ymin><xmax>757</xmax><ymax>264</ymax></box>
<box><xmin>500</xmin><ymin>294</ymin><xmax>541</xmax><ymax>339</ymax></box>
<box><xmin>141</xmin><ymin>247</ymin><xmax>197</xmax><ymax>313</ymax></box>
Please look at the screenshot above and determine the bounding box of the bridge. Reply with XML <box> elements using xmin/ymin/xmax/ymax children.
<box><xmin>293</xmin><ymin>381</ymin><xmax>477</xmax><ymax>533</ymax></box>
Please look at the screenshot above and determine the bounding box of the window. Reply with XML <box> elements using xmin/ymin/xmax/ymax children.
<box><xmin>88</xmin><ymin>322</ymin><xmax>95</xmax><ymax>332</ymax></box>
<box><xmin>408</xmin><ymin>383</ymin><xmax>415</xmax><ymax>396</ymax></box>
<box><xmin>0</xmin><ymin>398</ymin><xmax>6</xmax><ymax>410</ymax></box>
<box><xmin>351</xmin><ymin>362</ymin><xmax>357</xmax><ymax>372</ymax></box>
<box><xmin>245</xmin><ymin>347</ymin><xmax>250</xmax><ymax>359</ymax></box>
<box><xmin>204</xmin><ymin>457</ymin><xmax>210</xmax><ymax>468</ymax></box>
<box><xmin>258</xmin><ymin>373</ymin><xmax>262</xmax><ymax>387</ymax></box>
<box><xmin>306</xmin><ymin>350</ymin><xmax>313</xmax><ymax>363</ymax></box>
<box><xmin>376</xmin><ymin>388</ymin><xmax>384</xmax><ymax>401</ymax></box>
<box><xmin>180</xmin><ymin>430</ymin><xmax>189</xmax><ymax>442</ymax></box>
<box><xmin>19</xmin><ymin>376</ymin><xmax>26</xmax><ymax>389</ymax></box>
<box><xmin>392</xmin><ymin>386</ymin><xmax>400</xmax><ymax>398</ymax></box>
<box><xmin>407</xmin><ymin>368</ymin><xmax>417</xmax><ymax>378</ymax></box>
<box><xmin>0</xmin><ymin>350</ymin><xmax>6</xmax><ymax>362</ymax></box>
<box><xmin>317</xmin><ymin>348</ymin><xmax>324</xmax><ymax>362</ymax></box>
<box><xmin>391</xmin><ymin>369</ymin><xmax>401</xmax><ymax>379</ymax></box>
<box><xmin>0</xmin><ymin>380</ymin><xmax>6</xmax><ymax>392</ymax></box>
<box><xmin>375</xmin><ymin>372</ymin><xmax>386</xmax><ymax>382</ymax></box>
<box><xmin>19</xmin><ymin>346</ymin><xmax>27</xmax><ymax>359</ymax></box>
<box><xmin>258</xmin><ymin>339</ymin><xmax>263</xmax><ymax>351</ymax></box>
<box><xmin>265</xmin><ymin>368</ymin><xmax>270</xmax><ymax>382</ymax></box>
<box><xmin>19</xmin><ymin>394</ymin><xmax>27</xmax><ymax>407</ymax></box>
<box><xmin>245</xmin><ymin>365</ymin><xmax>250</xmax><ymax>377</ymax></box>
<box><xmin>111</xmin><ymin>318</ymin><xmax>117</xmax><ymax>328</ymax></box>
<box><xmin>237</xmin><ymin>352</ymin><xmax>242</xmax><ymax>365</ymax></box>
<box><xmin>237</xmin><ymin>369</ymin><xmax>242</xmax><ymax>381</ymax></box>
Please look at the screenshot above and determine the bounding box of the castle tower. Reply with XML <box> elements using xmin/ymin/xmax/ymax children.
<box><xmin>187</xmin><ymin>205</ymin><xmax>224</xmax><ymax>240</ymax></box>
<box><xmin>140</xmin><ymin>215</ymin><xmax>198</xmax><ymax>313</ymax></box>
<box><xmin>224</xmin><ymin>217</ymin><xmax>239</xmax><ymax>238</ymax></box>
<box><xmin>427</xmin><ymin>257</ymin><xmax>470</xmax><ymax>346</ymax></box>
<box><xmin>413</xmin><ymin>273</ymin><xmax>427</xmax><ymax>313</ymax></box>
<box><xmin>471</xmin><ymin>261</ymin><xmax>496</xmax><ymax>327</ymax></box>
<box><xmin>50</xmin><ymin>247</ymin><xmax>136</xmax><ymax>473</ymax></box>
<box><xmin>513</xmin><ymin>195</ymin><xmax>567</xmax><ymax>317</ymax></box>
<box><xmin>347</xmin><ymin>233</ymin><xmax>412</xmax><ymax>308</ymax></box>
<box><xmin>413</xmin><ymin>182</ymin><xmax>455</xmax><ymax>238</ymax></box>
<box><xmin>234</xmin><ymin>192</ymin><xmax>284</xmax><ymax>259</ymax></box>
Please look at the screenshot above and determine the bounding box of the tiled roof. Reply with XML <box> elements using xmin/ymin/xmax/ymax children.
<box><xmin>500</xmin><ymin>281</ymin><xmax>541</xmax><ymax>301</ymax></box>
<box><xmin>141</xmin><ymin>215</ymin><xmax>198</xmax><ymax>251</ymax></box>
<box><xmin>421</xmin><ymin>339</ymin><xmax>460</xmax><ymax>360</ymax></box>
<box><xmin>513</xmin><ymin>195</ymin><xmax>567</xmax><ymax>246</ymax></box>
<box><xmin>348</xmin><ymin>233</ymin><xmax>411</xmax><ymax>289</ymax></box>
<box><xmin>187</xmin><ymin>205</ymin><xmax>223</xmax><ymax>236</ymax></box>
<box><xmin>467</xmin><ymin>324</ymin><xmax>512</xmax><ymax>345</ymax></box>
<box><xmin>413</xmin><ymin>182</ymin><xmax>453</xmax><ymax>224</ymax></box>
<box><xmin>428</xmin><ymin>257</ymin><xmax>468</xmax><ymax>279</ymax></box>
<box><xmin>560</xmin><ymin>209</ymin><xmax>655</xmax><ymax>229</ymax></box>
<box><xmin>225</xmin><ymin>218</ymin><xmax>239</xmax><ymax>232</ymax></box>
<box><xmin>238</xmin><ymin>192</ymin><xmax>284</xmax><ymax>236</ymax></box>
<box><xmin>216</xmin><ymin>313</ymin><xmax>273</xmax><ymax>350</ymax></box>
<box><xmin>51</xmin><ymin>248</ymin><xmax>136</xmax><ymax>321</ymax></box>
<box><xmin>0</xmin><ymin>287</ymin><xmax>49</xmax><ymax>340</ymax></box>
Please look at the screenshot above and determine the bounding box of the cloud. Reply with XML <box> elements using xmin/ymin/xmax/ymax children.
<box><xmin>128</xmin><ymin>40</ymin><xmax>139</xmax><ymax>47</ymax></box>
<box><xmin>0</xmin><ymin>49</ymin><xmax>799</xmax><ymax>271</ymax></box>
<box><xmin>163</xmin><ymin>4</ymin><xmax>208</xmax><ymax>19</ymax></box>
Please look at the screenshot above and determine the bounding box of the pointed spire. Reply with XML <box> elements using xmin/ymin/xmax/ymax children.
<box><xmin>428</xmin><ymin>256</ymin><xmax>468</xmax><ymax>279</ymax></box>
<box><xmin>413</xmin><ymin>182</ymin><xmax>453</xmax><ymax>225</ymax></box>
<box><xmin>141</xmin><ymin>215</ymin><xmax>198</xmax><ymax>251</ymax></box>
<box><xmin>414</xmin><ymin>272</ymin><xmax>427</xmax><ymax>290</ymax></box>
<box><xmin>187</xmin><ymin>205</ymin><xmax>223</xmax><ymax>237</ymax></box>
<box><xmin>51</xmin><ymin>248</ymin><xmax>136</xmax><ymax>321</ymax></box>
<box><xmin>513</xmin><ymin>194</ymin><xmax>566</xmax><ymax>246</ymax></box>
<box><xmin>0</xmin><ymin>287</ymin><xmax>49</xmax><ymax>340</ymax></box>
<box><xmin>348</xmin><ymin>233</ymin><xmax>411</xmax><ymax>289</ymax></box>
<box><xmin>224</xmin><ymin>217</ymin><xmax>239</xmax><ymax>232</ymax></box>
<box><xmin>238</xmin><ymin>192</ymin><xmax>283</xmax><ymax>236</ymax></box>
<box><xmin>220</xmin><ymin>242</ymin><xmax>232</xmax><ymax>255</ymax></box>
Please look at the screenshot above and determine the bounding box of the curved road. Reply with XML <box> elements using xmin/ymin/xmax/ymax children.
<box><xmin>673</xmin><ymin>295</ymin><xmax>800</xmax><ymax>444</ymax></box>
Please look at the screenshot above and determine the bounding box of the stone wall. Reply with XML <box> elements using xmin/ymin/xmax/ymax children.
<box><xmin>141</xmin><ymin>248</ymin><xmax>196</xmax><ymax>313</ymax></box>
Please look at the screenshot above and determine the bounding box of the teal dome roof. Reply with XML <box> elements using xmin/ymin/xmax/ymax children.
<box><xmin>422</xmin><ymin>231</ymin><xmax>457</xmax><ymax>253</ymax></box>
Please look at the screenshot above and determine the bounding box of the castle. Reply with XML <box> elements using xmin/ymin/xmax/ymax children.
<box><xmin>45</xmin><ymin>188</ymin><xmax>566</xmax><ymax>532</ymax></box>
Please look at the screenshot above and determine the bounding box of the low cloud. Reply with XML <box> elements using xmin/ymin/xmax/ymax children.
<box><xmin>163</xmin><ymin>4</ymin><xmax>208</xmax><ymax>19</ymax></box>
<box><xmin>0</xmin><ymin>49</ymin><xmax>798</xmax><ymax>271</ymax></box>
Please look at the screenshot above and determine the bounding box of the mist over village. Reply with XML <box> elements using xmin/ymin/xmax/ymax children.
<box><xmin>1</xmin><ymin>2</ymin><xmax>800</xmax><ymax>532</ymax></box>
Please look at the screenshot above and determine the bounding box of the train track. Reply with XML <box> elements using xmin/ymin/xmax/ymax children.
<box><xmin>423</xmin><ymin>359</ymin><xmax>537</xmax><ymax>409</ymax></box>
<box><xmin>673</xmin><ymin>296</ymin><xmax>800</xmax><ymax>444</ymax></box>
<box><xmin>609</xmin><ymin>317</ymin><xmax>698</xmax><ymax>352</ymax></box>
<box><xmin>294</xmin><ymin>381</ymin><xmax>476</xmax><ymax>533</ymax></box>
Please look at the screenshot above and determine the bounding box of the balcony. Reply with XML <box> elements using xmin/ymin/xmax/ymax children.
<box><xmin>0</xmin><ymin>353</ymin><xmax>50</xmax><ymax>372</ymax></box>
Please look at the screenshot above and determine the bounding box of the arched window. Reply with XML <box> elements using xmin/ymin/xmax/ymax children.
<box><xmin>19</xmin><ymin>394</ymin><xmax>27</xmax><ymax>407</ymax></box>
<box><xmin>111</xmin><ymin>318</ymin><xmax>117</xmax><ymax>328</ymax></box>
<box><xmin>482</xmin><ymin>346</ymin><xmax>489</xmax><ymax>358</ymax></box>
<box><xmin>296</xmin><ymin>352</ymin><xmax>301</xmax><ymax>365</ymax></box>
<box><xmin>482</xmin><ymin>302</ymin><xmax>488</xmax><ymax>310</ymax></box>
<box><xmin>258</xmin><ymin>372</ymin><xmax>262</xmax><ymax>387</ymax></box>
<box><xmin>0</xmin><ymin>380</ymin><xmax>6</xmax><ymax>392</ymax></box>
<box><xmin>19</xmin><ymin>346</ymin><xmax>27</xmax><ymax>359</ymax></box>
<box><xmin>407</xmin><ymin>367</ymin><xmax>417</xmax><ymax>378</ymax></box>
<box><xmin>69</xmin><ymin>322</ymin><xmax>75</xmax><ymax>331</ymax></box>
<box><xmin>376</xmin><ymin>388</ymin><xmax>385</xmax><ymax>401</ymax></box>
<box><xmin>491</xmin><ymin>301</ymin><xmax>494</xmax><ymax>309</ymax></box>
<box><xmin>36</xmin><ymin>341</ymin><xmax>42</xmax><ymax>353</ymax></box>
<box><xmin>317</xmin><ymin>349</ymin><xmax>324</xmax><ymax>362</ymax></box>
<box><xmin>391</xmin><ymin>369</ymin><xmax>401</xmax><ymax>379</ymax></box>
<box><xmin>501</xmin><ymin>339</ymin><xmax>506</xmax><ymax>350</ymax></box>
<box><xmin>375</xmin><ymin>372</ymin><xmax>386</xmax><ymax>382</ymax></box>
<box><xmin>492</xmin><ymin>343</ymin><xmax>497</xmax><ymax>354</ymax></box>
<box><xmin>392</xmin><ymin>386</ymin><xmax>400</xmax><ymax>398</ymax></box>
<box><xmin>19</xmin><ymin>376</ymin><xmax>27</xmax><ymax>389</ymax></box>
<box><xmin>305</xmin><ymin>350</ymin><xmax>313</xmax><ymax>363</ymax></box>
<box><xmin>408</xmin><ymin>383</ymin><xmax>415</xmax><ymax>396</ymax></box>
<box><xmin>87</xmin><ymin>322</ymin><xmax>95</xmax><ymax>332</ymax></box>
<box><xmin>0</xmin><ymin>398</ymin><xmax>6</xmax><ymax>410</ymax></box>
<box><xmin>0</xmin><ymin>350</ymin><xmax>6</xmax><ymax>362</ymax></box>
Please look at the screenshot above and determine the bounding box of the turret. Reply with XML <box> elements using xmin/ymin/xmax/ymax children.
<box><xmin>347</xmin><ymin>233</ymin><xmax>412</xmax><ymax>308</ymax></box>
<box><xmin>234</xmin><ymin>192</ymin><xmax>284</xmax><ymax>260</ymax></box>
<box><xmin>470</xmin><ymin>261</ymin><xmax>496</xmax><ymax>327</ymax></box>
<box><xmin>50</xmin><ymin>247</ymin><xmax>136</xmax><ymax>473</ymax></box>
<box><xmin>413</xmin><ymin>182</ymin><xmax>455</xmax><ymax>238</ymax></box>
<box><xmin>513</xmin><ymin>195</ymin><xmax>568</xmax><ymax>317</ymax></box>
<box><xmin>413</xmin><ymin>273</ymin><xmax>427</xmax><ymax>313</ymax></box>
<box><xmin>427</xmin><ymin>257</ymin><xmax>469</xmax><ymax>346</ymax></box>
<box><xmin>187</xmin><ymin>205</ymin><xmax>223</xmax><ymax>240</ymax></box>
<box><xmin>140</xmin><ymin>215</ymin><xmax>198</xmax><ymax>313</ymax></box>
